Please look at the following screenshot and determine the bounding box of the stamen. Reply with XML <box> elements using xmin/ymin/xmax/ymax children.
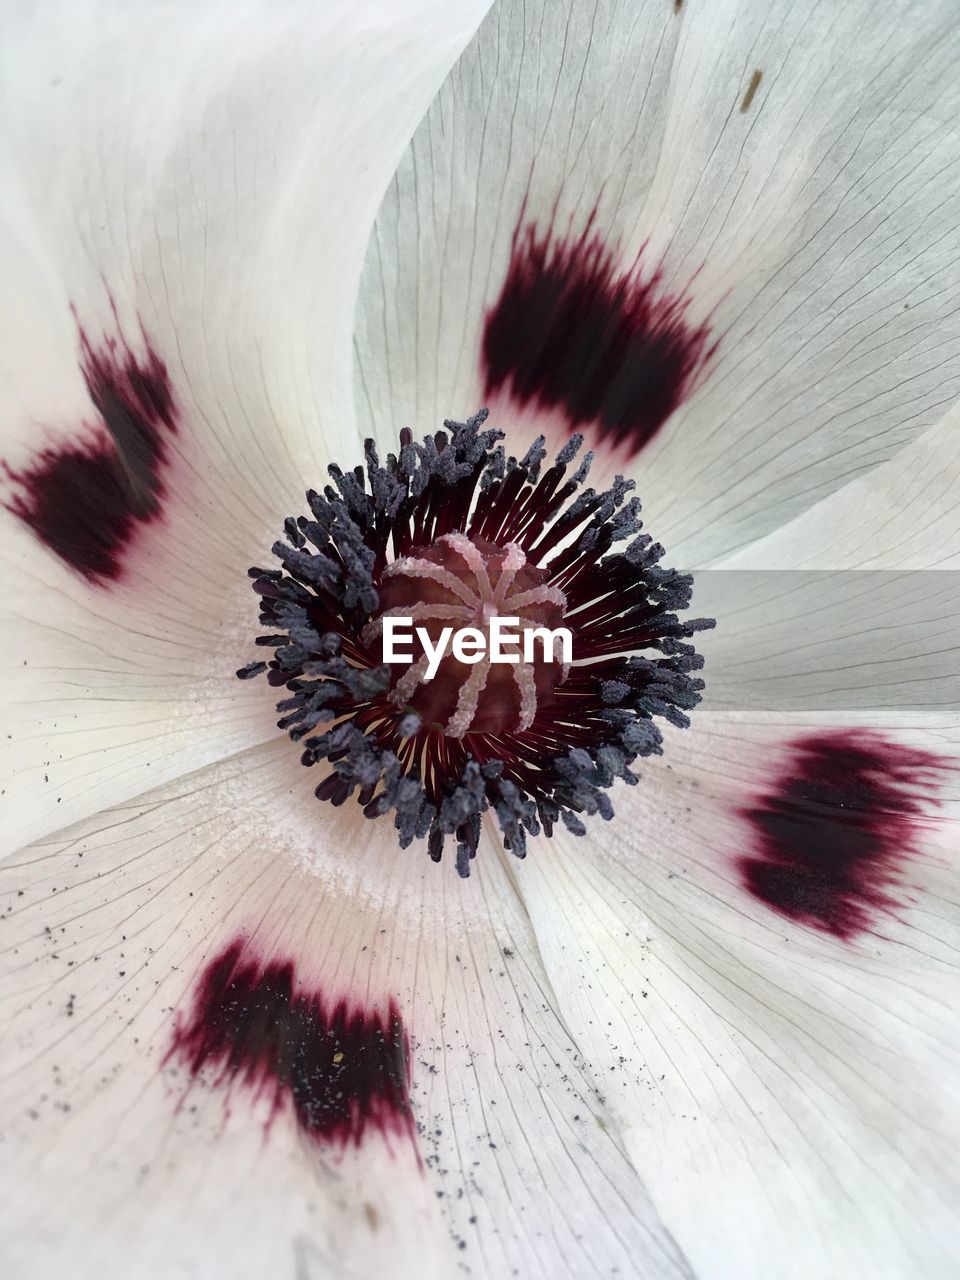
<box><xmin>240</xmin><ymin>410</ymin><xmax>713</xmax><ymax>874</ymax></box>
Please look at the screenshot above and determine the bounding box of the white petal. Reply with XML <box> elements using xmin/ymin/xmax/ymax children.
<box><xmin>693</xmin><ymin>563</ymin><xmax>960</xmax><ymax>717</ymax></box>
<box><xmin>718</xmin><ymin>403</ymin><xmax>960</xmax><ymax>570</ymax></box>
<box><xmin>509</xmin><ymin>711</ymin><xmax>960</xmax><ymax>1278</ymax></box>
<box><xmin>354</xmin><ymin>0</ymin><xmax>960</xmax><ymax>562</ymax></box>
<box><xmin>0</xmin><ymin>0</ymin><xmax>490</xmax><ymax>852</ymax></box>
<box><xmin>0</xmin><ymin>742</ymin><xmax>685</xmax><ymax>1279</ymax></box>
<box><xmin>689</xmin><ymin>402</ymin><xmax>960</xmax><ymax>714</ymax></box>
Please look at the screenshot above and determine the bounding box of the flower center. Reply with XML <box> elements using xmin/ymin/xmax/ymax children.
<box><xmin>363</xmin><ymin>533</ymin><xmax>567</xmax><ymax>737</ymax></box>
<box><xmin>238</xmin><ymin>410</ymin><xmax>714</xmax><ymax>876</ymax></box>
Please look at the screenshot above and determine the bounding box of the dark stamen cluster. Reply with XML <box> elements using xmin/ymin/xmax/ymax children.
<box><xmin>239</xmin><ymin>410</ymin><xmax>713</xmax><ymax>875</ymax></box>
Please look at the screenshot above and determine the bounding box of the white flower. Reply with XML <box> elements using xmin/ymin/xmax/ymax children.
<box><xmin>1</xmin><ymin>2</ymin><xmax>958</xmax><ymax>1278</ymax></box>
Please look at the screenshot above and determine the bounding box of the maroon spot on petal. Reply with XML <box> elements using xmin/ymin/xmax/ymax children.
<box><xmin>482</xmin><ymin>212</ymin><xmax>716</xmax><ymax>457</ymax></box>
<box><xmin>738</xmin><ymin>732</ymin><xmax>949</xmax><ymax>940</ymax></box>
<box><xmin>168</xmin><ymin>939</ymin><xmax>417</xmax><ymax>1154</ymax></box>
<box><xmin>2</xmin><ymin>319</ymin><xmax>177</xmax><ymax>583</ymax></box>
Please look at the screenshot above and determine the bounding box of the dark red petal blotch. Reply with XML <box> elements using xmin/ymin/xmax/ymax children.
<box><xmin>482</xmin><ymin>212</ymin><xmax>716</xmax><ymax>456</ymax></box>
<box><xmin>739</xmin><ymin>732</ymin><xmax>949</xmax><ymax>940</ymax></box>
<box><xmin>3</xmin><ymin>320</ymin><xmax>177</xmax><ymax>583</ymax></box>
<box><xmin>168</xmin><ymin>939</ymin><xmax>417</xmax><ymax>1154</ymax></box>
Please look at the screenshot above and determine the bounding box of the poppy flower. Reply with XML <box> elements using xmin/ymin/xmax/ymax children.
<box><xmin>2</xmin><ymin>2</ymin><xmax>958</xmax><ymax>1277</ymax></box>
